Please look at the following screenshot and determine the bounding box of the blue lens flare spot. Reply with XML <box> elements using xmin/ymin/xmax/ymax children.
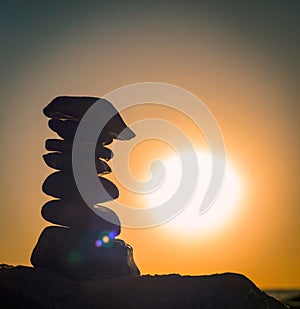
<box><xmin>108</xmin><ymin>231</ymin><xmax>116</xmax><ymax>239</ymax></box>
<box><xmin>95</xmin><ymin>239</ymin><xmax>103</xmax><ymax>247</ymax></box>
<box><xmin>94</xmin><ymin>230</ymin><xmax>115</xmax><ymax>248</ymax></box>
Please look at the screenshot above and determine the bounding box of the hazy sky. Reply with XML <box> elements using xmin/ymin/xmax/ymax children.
<box><xmin>0</xmin><ymin>1</ymin><xmax>299</xmax><ymax>288</ymax></box>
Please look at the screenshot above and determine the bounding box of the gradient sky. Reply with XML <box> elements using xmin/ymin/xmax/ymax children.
<box><xmin>0</xmin><ymin>1</ymin><xmax>299</xmax><ymax>288</ymax></box>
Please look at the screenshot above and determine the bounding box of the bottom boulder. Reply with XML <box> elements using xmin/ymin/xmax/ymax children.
<box><xmin>31</xmin><ymin>226</ymin><xmax>140</xmax><ymax>280</ymax></box>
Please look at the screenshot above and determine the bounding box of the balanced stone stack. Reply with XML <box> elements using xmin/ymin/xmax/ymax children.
<box><xmin>31</xmin><ymin>96</ymin><xmax>140</xmax><ymax>280</ymax></box>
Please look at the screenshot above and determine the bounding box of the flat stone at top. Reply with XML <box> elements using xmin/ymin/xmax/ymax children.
<box><xmin>45</xmin><ymin>139</ymin><xmax>114</xmax><ymax>161</ymax></box>
<box><xmin>42</xmin><ymin>200</ymin><xmax>121</xmax><ymax>236</ymax></box>
<box><xmin>42</xmin><ymin>171</ymin><xmax>119</xmax><ymax>202</ymax></box>
<box><xmin>43</xmin><ymin>152</ymin><xmax>111</xmax><ymax>174</ymax></box>
<box><xmin>44</xmin><ymin>96</ymin><xmax>135</xmax><ymax>141</ymax></box>
<box><xmin>43</xmin><ymin>96</ymin><xmax>98</xmax><ymax>119</ymax></box>
<box><xmin>30</xmin><ymin>226</ymin><xmax>140</xmax><ymax>280</ymax></box>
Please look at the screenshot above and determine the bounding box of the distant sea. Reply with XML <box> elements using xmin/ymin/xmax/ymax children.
<box><xmin>265</xmin><ymin>290</ymin><xmax>300</xmax><ymax>308</ymax></box>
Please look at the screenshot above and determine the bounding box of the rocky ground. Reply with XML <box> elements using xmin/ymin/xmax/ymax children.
<box><xmin>0</xmin><ymin>264</ymin><xmax>291</xmax><ymax>309</ymax></box>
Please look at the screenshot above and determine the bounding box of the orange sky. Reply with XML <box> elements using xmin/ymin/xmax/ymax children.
<box><xmin>0</xmin><ymin>2</ymin><xmax>299</xmax><ymax>289</ymax></box>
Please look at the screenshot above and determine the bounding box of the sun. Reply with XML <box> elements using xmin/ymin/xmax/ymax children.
<box><xmin>144</xmin><ymin>151</ymin><xmax>243</xmax><ymax>235</ymax></box>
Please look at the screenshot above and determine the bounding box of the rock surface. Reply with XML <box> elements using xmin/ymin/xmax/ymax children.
<box><xmin>43</xmin><ymin>152</ymin><xmax>112</xmax><ymax>173</ymax></box>
<box><xmin>31</xmin><ymin>227</ymin><xmax>139</xmax><ymax>280</ymax></box>
<box><xmin>0</xmin><ymin>266</ymin><xmax>289</xmax><ymax>308</ymax></box>
<box><xmin>43</xmin><ymin>96</ymin><xmax>135</xmax><ymax>140</ymax></box>
<box><xmin>42</xmin><ymin>171</ymin><xmax>119</xmax><ymax>201</ymax></box>
<box><xmin>41</xmin><ymin>201</ymin><xmax>121</xmax><ymax>236</ymax></box>
<box><xmin>45</xmin><ymin>139</ymin><xmax>114</xmax><ymax>160</ymax></box>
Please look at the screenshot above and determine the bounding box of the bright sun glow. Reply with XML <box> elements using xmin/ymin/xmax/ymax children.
<box><xmin>145</xmin><ymin>151</ymin><xmax>242</xmax><ymax>235</ymax></box>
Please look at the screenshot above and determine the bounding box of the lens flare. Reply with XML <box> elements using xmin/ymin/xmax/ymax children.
<box><xmin>102</xmin><ymin>235</ymin><xmax>110</xmax><ymax>244</ymax></box>
<box><xmin>94</xmin><ymin>239</ymin><xmax>103</xmax><ymax>247</ymax></box>
<box><xmin>94</xmin><ymin>230</ymin><xmax>115</xmax><ymax>248</ymax></box>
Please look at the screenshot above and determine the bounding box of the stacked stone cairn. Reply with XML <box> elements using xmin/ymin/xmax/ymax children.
<box><xmin>31</xmin><ymin>96</ymin><xmax>140</xmax><ymax>280</ymax></box>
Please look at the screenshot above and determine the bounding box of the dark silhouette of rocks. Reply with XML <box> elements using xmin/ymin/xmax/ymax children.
<box><xmin>31</xmin><ymin>227</ymin><xmax>139</xmax><ymax>280</ymax></box>
<box><xmin>42</xmin><ymin>200</ymin><xmax>121</xmax><ymax>236</ymax></box>
<box><xmin>45</xmin><ymin>139</ymin><xmax>114</xmax><ymax>160</ymax></box>
<box><xmin>0</xmin><ymin>266</ymin><xmax>289</xmax><ymax>308</ymax></box>
<box><xmin>48</xmin><ymin>117</ymin><xmax>116</xmax><ymax>145</ymax></box>
<box><xmin>31</xmin><ymin>96</ymin><xmax>140</xmax><ymax>280</ymax></box>
<box><xmin>1</xmin><ymin>96</ymin><xmax>291</xmax><ymax>308</ymax></box>
<box><xmin>48</xmin><ymin>119</ymin><xmax>80</xmax><ymax>140</ymax></box>
<box><xmin>42</xmin><ymin>171</ymin><xmax>119</xmax><ymax>201</ymax></box>
<box><xmin>43</xmin><ymin>96</ymin><xmax>135</xmax><ymax>140</ymax></box>
<box><xmin>43</xmin><ymin>152</ymin><xmax>112</xmax><ymax>173</ymax></box>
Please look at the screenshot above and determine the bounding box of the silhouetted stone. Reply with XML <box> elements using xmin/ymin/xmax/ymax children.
<box><xmin>42</xmin><ymin>200</ymin><xmax>120</xmax><ymax>236</ymax></box>
<box><xmin>42</xmin><ymin>171</ymin><xmax>119</xmax><ymax>202</ymax></box>
<box><xmin>97</xmin><ymin>131</ymin><xmax>114</xmax><ymax>146</ymax></box>
<box><xmin>44</xmin><ymin>96</ymin><xmax>135</xmax><ymax>141</ymax></box>
<box><xmin>31</xmin><ymin>226</ymin><xmax>140</xmax><ymax>280</ymax></box>
<box><xmin>45</xmin><ymin>138</ymin><xmax>73</xmax><ymax>152</ymax></box>
<box><xmin>48</xmin><ymin>119</ymin><xmax>78</xmax><ymax>140</ymax></box>
<box><xmin>30</xmin><ymin>96</ymin><xmax>140</xmax><ymax>282</ymax></box>
<box><xmin>45</xmin><ymin>139</ymin><xmax>114</xmax><ymax>160</ymax></box>
<box><xmin>43</xmin><ymin>96</ymin><xmax>97</xmax><ymax>119</ymax></box>
<box><xmin>43</xmin><ymin>152</ymin><xmax>111</xmax><ymax>174</ymax></box>
<box><xmin>48</xmin><ymin>118</ymin><xmax>115</xmax><ymax>145</ymax></box>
